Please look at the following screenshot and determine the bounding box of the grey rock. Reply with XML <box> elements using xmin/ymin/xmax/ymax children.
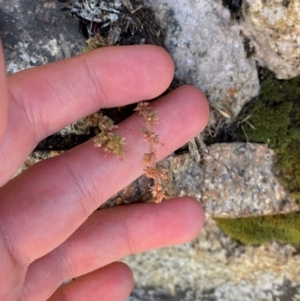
<box><xmin>241</xmin><ymin>0</ymin><xmax>300</xmax><ymax>79</ymax></box>
<box><xmin>124</xmin><ymin>218</ymin><xmax>300</xmax><ymax>301</ymax></box>
<box><xmin>147</xmin><ymin>0</ymin><xmax>260</xmax><ymax>119</ymax></box>
<box><xmin>128</xmin><ymin>282</ymin><xmax>300</xmax><ymax>301</ymax></box>
<box><xmin>0</xmin><ymin>0</ymin><xmax>85</xmax><ymax>74</ymax></box>
<box><xmin>108</xmin><ymin>143</ymin><xmax>300</xmax><ymax>218</ymax></box>
<box><xmin>200</xmin><ymin>143</ymin><xmax>299</xmax><ymax>218</ymax></box>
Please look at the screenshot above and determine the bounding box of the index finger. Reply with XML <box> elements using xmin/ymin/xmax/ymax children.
<box><xmin>0</xmin><ymin>45</ymin><xmax>174</xmax><ymax>184</ymax></box>
<box><xmin>8</xmin><ymin>45</ymin><xmax>174</xmax><ymax>138</ymax></box>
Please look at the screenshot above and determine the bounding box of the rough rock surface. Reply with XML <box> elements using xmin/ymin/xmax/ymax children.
<box><xmin>200</xmin><ymin>143</ymin><xmax>299</xmax><ymax>218</ymax></box>
<box><xmin>147</xmin><ymin>0</ymin><xmax>260</xmax><ymax>118</ymax></box>
<box><xmin>124</xmin><ymin>219</ymin><xmax>300</xmax><ymax>301</ymax></box>
<box><xmin>0</xmin><ymin>0</ymin><xmax>85</xmax><ymax>74</ymax></box>
<box><xmin>241</xmin><ymin>0</ymin><xmax>300</xmax><ymax>79</ymax></box>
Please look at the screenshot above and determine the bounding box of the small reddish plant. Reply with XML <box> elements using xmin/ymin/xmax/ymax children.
<box><xmin>134</xmin><ymin>102</ymin><xmax>168</xmax><ymax>203</ymax></box>
<box><xmin>91</xmin><ymin>112</ymin><xmax>126</xmax><ymax>158</ymax></box>
<box><xmin>92</xmin><ymin>102</ymin><xmax>168</xmax><ymax>203</ymax></box>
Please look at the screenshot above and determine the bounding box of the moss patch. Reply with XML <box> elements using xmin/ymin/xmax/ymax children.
<box><xmin>215</xmin><ymin>69</ymin><xmax>300</xmax><ymax>246</ymax></box>
<box><xmin>238</xmin><ymin>69</ymin><xmax>300</xmax><ymax>202</ymax></box>
<box><xmin>215</xmin><ymin>213</ymin><xmax>300</xmax><ymax>246</ymax></box>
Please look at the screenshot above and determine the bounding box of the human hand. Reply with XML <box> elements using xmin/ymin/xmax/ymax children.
<box><xmin>0</xmin><ymin>44</ymin><xmax>209</xmax><ymax>301</ymax></box>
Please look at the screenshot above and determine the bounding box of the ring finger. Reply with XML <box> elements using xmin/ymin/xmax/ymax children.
<box><xmin>23</xmin><ymin>198</ymin><xmax>204</xmax><ymax>301</ymax></box>
<box><xmin>47</xmin><ymin>262</ymin><xmax>133</xmax><ymax>301</ymax></box>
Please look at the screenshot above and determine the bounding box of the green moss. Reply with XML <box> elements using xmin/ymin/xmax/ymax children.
<box><xmin>215</xmin><ymin>69</ymin><xmax>300</xmax><ymax>246</ymax></box>
<box><xmin>238</xmin><ymin>70</ymin><xmax>300</xmax><ymax>202</ymax></box>
<box><xmin>215</xmin><ymin>213</ymin><xmax>300</xmax><ymax>246</ymax></box>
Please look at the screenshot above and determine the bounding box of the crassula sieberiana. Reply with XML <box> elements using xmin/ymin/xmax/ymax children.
<box><xmin>92</xmin><ymin>103</ymin><xmax>168</xmax><ymax>203</ymax></box>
